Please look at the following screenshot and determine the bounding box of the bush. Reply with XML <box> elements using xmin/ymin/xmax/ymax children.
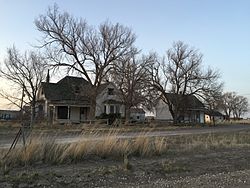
<box><xmin>98</xmin><ymin>113</ymin><xmax>121</xmax><ymax>125</ymax></box>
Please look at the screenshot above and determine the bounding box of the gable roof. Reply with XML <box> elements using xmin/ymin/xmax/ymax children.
<box><xmin>206</xmin><ymin>110</ymin><xmax>224</xmax><ymax>116</ymax></box>
<box><xmin>57</xmin><ymin>76</ymin><xmax>89</xmax><ymax>86</ymax></box>
<box><xmin>41</xmin><ymin>76</ymin><xmax>113</xmax><ymax>103</ymax></box>
<box><xmin>41</xmin><ymin>76</ymin><xmax>91</xmax><ymax>102</ymax></box>
<box><xmin>165</xmin><ymin>93</ymin><xmax>205</xmax><ymax>110</ymax></box>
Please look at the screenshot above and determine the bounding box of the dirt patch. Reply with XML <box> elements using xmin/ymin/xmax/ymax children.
<box><xmin>1</xmin><ymin>147</ymin><xmax>250</xmax><ymax>187</ymax></box>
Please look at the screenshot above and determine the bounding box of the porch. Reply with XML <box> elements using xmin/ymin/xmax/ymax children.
<box><xmin>49</xmin><ymin>105</ymin><xmax>91</xmax><ymax>124</ymax></box>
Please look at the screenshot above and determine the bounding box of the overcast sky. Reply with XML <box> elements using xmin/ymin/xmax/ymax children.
<box><xmin>0</xmin><ymin>0</ymin><xmax>250</xmax><ymax>112</ymax></box>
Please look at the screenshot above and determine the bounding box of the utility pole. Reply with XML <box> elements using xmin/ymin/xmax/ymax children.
<box><xmin>20</xmin><ymin>84</ymin><xmax>26</xmax><ymax>148</ymax></box>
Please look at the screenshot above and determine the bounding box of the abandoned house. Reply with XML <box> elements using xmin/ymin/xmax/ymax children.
<box><xmin>155</xmin><ymin>93</ymin><xmax>206</xmax><ymax>123</ymax></box>
<box><xmin>37</xmin><ymin>76</ymin><xmax>125</xmax><ymax>124</ymax></box>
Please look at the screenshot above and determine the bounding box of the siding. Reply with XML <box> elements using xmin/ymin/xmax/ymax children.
<box><xmin>155</xmin><ymin>100</ymin><xmax>173</xmax><ymax>120</ymax></box>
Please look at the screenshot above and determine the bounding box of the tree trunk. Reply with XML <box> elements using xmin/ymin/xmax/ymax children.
<box><xmin>89</xmin><ymin>88</ymin><xmax>97</xmax><ymax>121</ymax></box>
<box><xmin>30</xmin><ymin>103</ymin><xmax>36</xmax><ymax>127</ymax></box>
<box><xmin>125</xmin><ymin>106</ymin><xmax>131</xmax><ymax>125</ymax></box>
<box><xmin>168</xmin><ymin>104</ymin><xmax>178</xmax><ymax>125</ymax></box>
<box><xmin>89</xmin><ymin>99</ymin><xmax>96</xmax><ymax>121</ymax></box>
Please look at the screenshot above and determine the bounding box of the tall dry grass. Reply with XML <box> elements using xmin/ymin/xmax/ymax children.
<box><xmin>2</xmin><ymin>130</ymin><xmax>250</xmax><ymax>168</ymax></box>
<box><xmin>1</xmin><ymin>129</ymin><xmax>168</xmax><ymax>167</ymax></box>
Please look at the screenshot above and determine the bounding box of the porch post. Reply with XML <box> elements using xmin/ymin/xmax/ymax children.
<box><xmin>67</xmin><ymin>106</ymin><xmax>70</xmax><ymax>124</ymax></box>
<box><xmin>53</xmin><ymin>106</ymin><xmax>56</xmax><ymax>125</ymax></box>
<box><xmin>107</xmin><ymin>105</ymin><xmax>110</xmax><ymax>114</ymax></box>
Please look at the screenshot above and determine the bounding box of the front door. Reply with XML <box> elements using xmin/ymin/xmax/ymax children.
<box><xmin>80</xmin><ymin>107</ymin><xmax>89</xmax><ymax>121</ymax></box>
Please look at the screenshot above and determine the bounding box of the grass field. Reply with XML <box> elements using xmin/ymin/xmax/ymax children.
<box><xmin>1</xmin><ymin>121</ymin><xmax>250</xmax><ymax>187</ymax></box>
<box><xmin>1</xmin><ymin>128</ymin><xmax>250</xmax><ymax>168</ymax></box>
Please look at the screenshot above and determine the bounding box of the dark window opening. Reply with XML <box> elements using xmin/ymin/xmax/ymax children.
<box><xmin>57</xmin><ymin>106</ymin><xmax>68</xmax><ymax>119</ymax></box>
<box><xmin>137</xmin><ymin>116</ymin><xmax>140</xmax><ymax>120</ymax></box>
<box><xmin>108</xmin><ymin>88</ymin><xmax>114</xmax><ymax>95</ymax></box>
<box><xmin>116</xmin><ymin>105</ymin><xmax>120</xmax><ymax>113</ymax></box>
<box><xmin>110</xmin><ymin>105</ymin><xmax>114</xmax><ymax>113</ymax></box>
<box><xmin>80</xmin><ymin>107</ymin><xmax>85</xmax><ymax>115</ymax></box>
<box><xmin>104</xmin><ymin>105</ymin><xmax>107</xmax><ymax>113</ymax></box>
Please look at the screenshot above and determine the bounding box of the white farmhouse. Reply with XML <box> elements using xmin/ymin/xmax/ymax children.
<box><xmin>37</xmin><ymin>76</ymin><xmax>124</xmax><ymax>124</ymax></box>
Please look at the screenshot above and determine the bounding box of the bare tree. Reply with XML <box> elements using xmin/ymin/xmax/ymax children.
<box><xmin>219</xmin><ymin>92</ymin><xmax>236</xmax><ymax>118</ymax></box>
<box><xmin>149</xmin><ymin>41</ymin><xmax>223</xmax><ymax>123</ymax></box>
<box><xmin>0</xmin><ymin>46</ymin><xmax>47</xmax><ymax>125</ymax></box>
<box><xmin>35</xmin><ymin>5</ymin><xmax>136</xmax><ymax>118</ymax></box>
<box><xmin>109</xmin><ymin>50</ymin><xmax>156</xmax><ymax>122</ymax></box>
<box><xmin>232</xmin><ymin>95</ymin><xmax>248</xmax><ymax>118</ymax></box>
<box><xmin>220</xmin><ymin>92</ymin><xmax>248</xmax><ymax>119</ymax></box>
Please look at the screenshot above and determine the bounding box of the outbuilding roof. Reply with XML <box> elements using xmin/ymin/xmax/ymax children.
<box><xmin>165</xmin><ymin>93</ymin><xmax>205</xmax><ymax>110</ymax></box>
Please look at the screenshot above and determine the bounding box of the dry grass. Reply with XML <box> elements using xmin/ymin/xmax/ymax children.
<box><xmin>2</xmin><ymin>130</ymin><xmax>250</xmax><ymax>168</ymax></box>
<box><xmin>1</xmin><ymin>129</ymin><xmax>168</xmax><ymax>167</ymax></box>
<box><xmin>169</xmin><ymin>132</ymin><xmax>250</xmax><ymax>152</ymax></box>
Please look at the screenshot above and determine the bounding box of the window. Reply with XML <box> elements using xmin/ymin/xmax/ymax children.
<box><xmin>137</xmin><ymin>116</ymin><xmax>140</xmax><ymax>120</ymax></box>
<box><xmin>116</xmin><ymin>105</ymin><xmax>120</xmax><ymax>113</ymax></box>
<box><xmin>108</xmin><ymin>88</ymin><xmax>114</xmax><ymax>95</ymax></box>
<box><xmin>57</xmin><ymin>106</ymin><xmax>68</xmax><ymax>119</ymax></box>
<box><xmin>104</xmin><ymin>105</ymin><xmax>107</xmax><ymax>114</ymax></box>
<box><xmin>110</xmin><ymin>105</ymin><xmax>114</xmax><ymax>113</ymax></box>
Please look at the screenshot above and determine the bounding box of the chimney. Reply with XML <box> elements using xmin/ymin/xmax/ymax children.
<box><xmin>46</xmin><ymin>69</ymin><xmax>50</xmax><ymax>83</ymax></box>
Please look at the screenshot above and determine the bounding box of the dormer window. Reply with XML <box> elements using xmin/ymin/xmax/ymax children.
<box><xmin>108</xmin><ymin>88</ymin><xmax>114</xmax><ymax>95</ymax></box>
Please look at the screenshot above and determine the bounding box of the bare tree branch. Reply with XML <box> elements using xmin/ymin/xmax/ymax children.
<box><xmin>0</xmin><ymin>46</ymin><xmax>47</xmax><ymax>124</ymax></box>
<box><xmin>35</xmin><ymin>5</ymin><xmax>136</xmax><ymax>118</ymax></box>
<box><xmin>149</xmin><ymin>41</ymin><xmax>223</xmax><ymax>124</ymax></box>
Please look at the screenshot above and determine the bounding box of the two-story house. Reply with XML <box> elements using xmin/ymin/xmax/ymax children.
<box><xmin>37</xmin><ymin>76</ymin><xmax>124</xmax><ymax>124</ymax></box>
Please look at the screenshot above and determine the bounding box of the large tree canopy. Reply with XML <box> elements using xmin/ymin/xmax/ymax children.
<box><xmin>35</xmin><ymin>5</ymin><xmax>136</xmax><ymax>118</ymax></box>
<box><xmin>35</xmin><ymin>5</ymin><xmax>136</xmax><ymax>88</ymax></box>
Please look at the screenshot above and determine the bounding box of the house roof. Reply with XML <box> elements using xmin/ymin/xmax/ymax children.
<box><xmin>57</xmin><ymin>76</ymin><xmax>89</xmax><ymax>86</ymax></box>
<box><xmin>205</xmin><ymin>110</ymin><xmax>224</xmax><ymax>116</ymax></box>
<box><xmin>41</xmin><ymin>76</ymin><xmax>91</xmax><ymax>102</ymax></box>
<box><xmin>130</xmin><ymin>108</ymin><xmax>145</xmax><ymax>114</ymax></box>
<box><xmin>41</xmin><ymin>76</ymin><xmax>111</xmax><ymax>104</ymax></box>
<box><xmin>165</xmin><ymin>93</ymin><xmax>205</xmax><ymax>110</ymax></box>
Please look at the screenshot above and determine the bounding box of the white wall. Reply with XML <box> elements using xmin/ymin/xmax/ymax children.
<box><xmin>130</xmin><ymin>112</ymin><xmax>145</xmax><ymax>122</ymax></box>
<box><xmin>155</xmin><ymin>99</ymin><xmax>173</xmax><ymax>120</ymax></box>
<box><xmin>96</xmin><ymin>83</ymin><xmax>125</xmax><ymax>117</ymax></box>
<box><xmin>200</xmin><ymin>111</ymin><xmax>205</xmax><ymax>123</ymax></box>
